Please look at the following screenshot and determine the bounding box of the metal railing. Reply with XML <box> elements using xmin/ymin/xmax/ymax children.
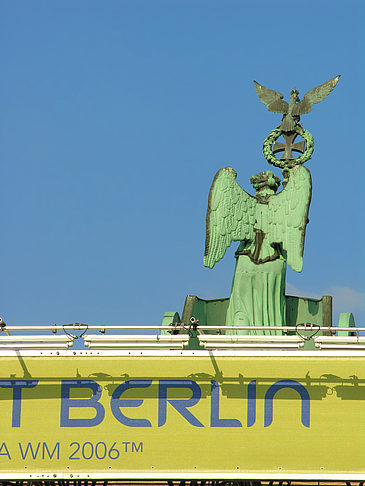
<box><xmin>0</xmin><ymin>319</ymin><xmax>363</xmax><ymax>351</ymax></box>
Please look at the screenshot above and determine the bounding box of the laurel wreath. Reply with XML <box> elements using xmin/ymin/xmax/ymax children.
<box><xmin>263</xmin><ymin>126</ymin><xmax>314</xmax><ymax>168</ymax></box>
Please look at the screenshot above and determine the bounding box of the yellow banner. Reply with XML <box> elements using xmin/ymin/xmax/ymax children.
<box><xmin>0</xmin><ymin>354</ymin><xmax>364</xmax><ymax>478</ymax></box>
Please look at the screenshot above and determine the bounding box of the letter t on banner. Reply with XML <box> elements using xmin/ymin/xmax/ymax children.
<box><xmin>0</xmin><ymin>380</ymin><xmax>38</xmax><ymax>427</ymax></box>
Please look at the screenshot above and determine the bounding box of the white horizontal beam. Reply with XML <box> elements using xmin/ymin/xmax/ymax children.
<box><xmin>85</xmin><ymin>343</ymin><xmax>188</xmax><ymax>349</ymax></box>
<box><xmin>0</xmin><ymin>335</ymin><xmax>74</xmax><ymax>349</ymax></box>
<box><xmin>83</xmin><ymin>334</ymin><xmax>189</xmax><ymax>341</ymax></box>
<box><xmin>0</xmin><ymin>343</ymin><xmax>72</xmax><ymax>349</ymax></box>
<box><xmin>0</xmin><ymin>335</ymin><xmax>73</xmax><ymax>342</ymax></box>
<box><xmin>316</xmin><ymin>343</ymin><xmax>365</xmax><ymax>350</ymax></box>
<box><xmin>200</xmin><ymin>335</ymin><xmax>302</xmax><ymax>342</ymax></box>
<box><xmin>0</xmin><ymin>472</ymin><xmax>364</xmax><ymax>481</ymax></box>
<box><xmin>0</xmin><ymin>349</ymin><xmax>364</xmax><ymax>357</ymax></box>
<box><xmin>84</xmin><ymin>334</ymin><xmax>190</xmax><ymax>349</ymax></box>
<box><xmin>201</xmin><ymin>342</ymin><xmax>303</xmax><ymax>349</ymax></box>
<box><xmin>315</xmin><ymin>336</ymin><xmax>365</xmax><ymax>343</ymax></box>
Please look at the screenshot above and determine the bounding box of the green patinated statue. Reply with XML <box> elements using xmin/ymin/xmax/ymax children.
<box><xmin>204</xmin><ymin>165</ymin><xmax>311</xmax><ymax>333</ymax></box>
<box><xmin>204</xmin><ymin>76</ymin><xmax>340</xmax><ymax>333</ymax></box>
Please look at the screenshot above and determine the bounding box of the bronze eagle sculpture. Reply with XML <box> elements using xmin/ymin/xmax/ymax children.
<box><xmin>254</xmin><ymin>75</ymin><xmax>340</xmax><ymax>132</ymax></box>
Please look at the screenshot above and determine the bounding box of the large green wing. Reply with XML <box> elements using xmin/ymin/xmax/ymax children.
<box><xmin>267</xmin><ymin>165</ymin><xmax>312</xmax><ymax>272</ymax></box>
<box><xmin>204</xmin><ymin>167</ymin><xmax>256</xmax><ymax>269</ymax></box>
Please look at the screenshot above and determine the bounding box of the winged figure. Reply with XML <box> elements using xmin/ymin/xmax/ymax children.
<box><xmin>254</xmin><ymin>75</ymin><xmax>340</xmax><ymax>132</ymax></box>
<box><xmin>204</xmin><ymin>165</ymin><xmax>312</xmax><ymax>329</ymax></box>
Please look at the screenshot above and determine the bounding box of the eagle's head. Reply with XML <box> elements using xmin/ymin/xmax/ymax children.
<box><xmin>250</xmin><ymin>170</ymin><xmax>280</xmax><ymax>194</ymax></box>
<box><xmin>290</xmin><ymin>88</ymin><xmax>300</xmax><ymax>101</ymax></box>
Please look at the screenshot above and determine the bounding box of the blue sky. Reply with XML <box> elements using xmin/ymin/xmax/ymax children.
<box><xmin>0</xmin><ymin>0</ymin><xmax>364</xmax><ymax>333</ymax></box>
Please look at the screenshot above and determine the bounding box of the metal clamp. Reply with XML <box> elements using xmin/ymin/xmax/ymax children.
<box><xmin>295</xmin><ymin>323</ymin><xmax>320</xmax><ymax>341</ymax></box>
<box><xmin>168</xmin><ymin>321</ymin><xmax>187</xmax><ymax>334</ymax></box>
<box><xmin>189</xmin><ymin>317</ymin><xmax>200</xmax><ymax>335</ymax></box>
<box><xmin>62</xmin><ymin>323</ymin><xmax>89</xmax><ymax>340</ymax></box>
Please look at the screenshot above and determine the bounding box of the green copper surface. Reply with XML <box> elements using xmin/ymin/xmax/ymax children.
<box><xmin>226</xmin><ymin>256</ymin><xmax>286</xmax><ymax>334</ymax></box>
<box><xmin>204</xmin><ymin>165</ymin><xmax>311</xmax><ymax>330</ymax></box>
<box><xmin>162</xmin><ymin>77</ymin><xmax>345</xmax><ymax>337</ymax></box>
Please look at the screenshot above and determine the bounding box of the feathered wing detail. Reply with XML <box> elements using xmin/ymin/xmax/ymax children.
<box><xmin>292</xmin><ymin>75</ymin><xmax>341</xmax><ymax>115</ymax></box>
<box><xmin>267</xmin><ymin>166</ymin><xmax>312</xmax><ymax>272</ymax></box>
<box><xmin>204</xmin><ymin>167</ymin><xmax>256</xmax><ymax>269</ymax></box>
<box><xmin>253</xmin><ymin>81</ymin><xmax>288</xmax><ymax>114</ymax></box>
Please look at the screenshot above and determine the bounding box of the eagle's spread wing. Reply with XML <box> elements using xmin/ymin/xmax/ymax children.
<box><xmin>292</xmin><ymin>75</ymin><xmax>340</xmax><ymax>115</ymax></box>
<box><xmin>204</xmin><ymin>167</ymin><xmax>256</xmax><ymax>269</ymax></box>
<box><xmin>267</xmin><ymin>165</ymin><xmax>312</xmax><ymax>272</ymax></box>
<box><xmin>253</xmin><ymin>81</ymin><xmax>288</xmax><ymax>114</ymax></box>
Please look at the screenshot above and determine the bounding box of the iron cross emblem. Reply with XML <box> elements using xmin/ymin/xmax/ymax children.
<box><xmin>273</xmin><ymin>132</ymin><xmax>305</xmax><ymax>162</ymax></box>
